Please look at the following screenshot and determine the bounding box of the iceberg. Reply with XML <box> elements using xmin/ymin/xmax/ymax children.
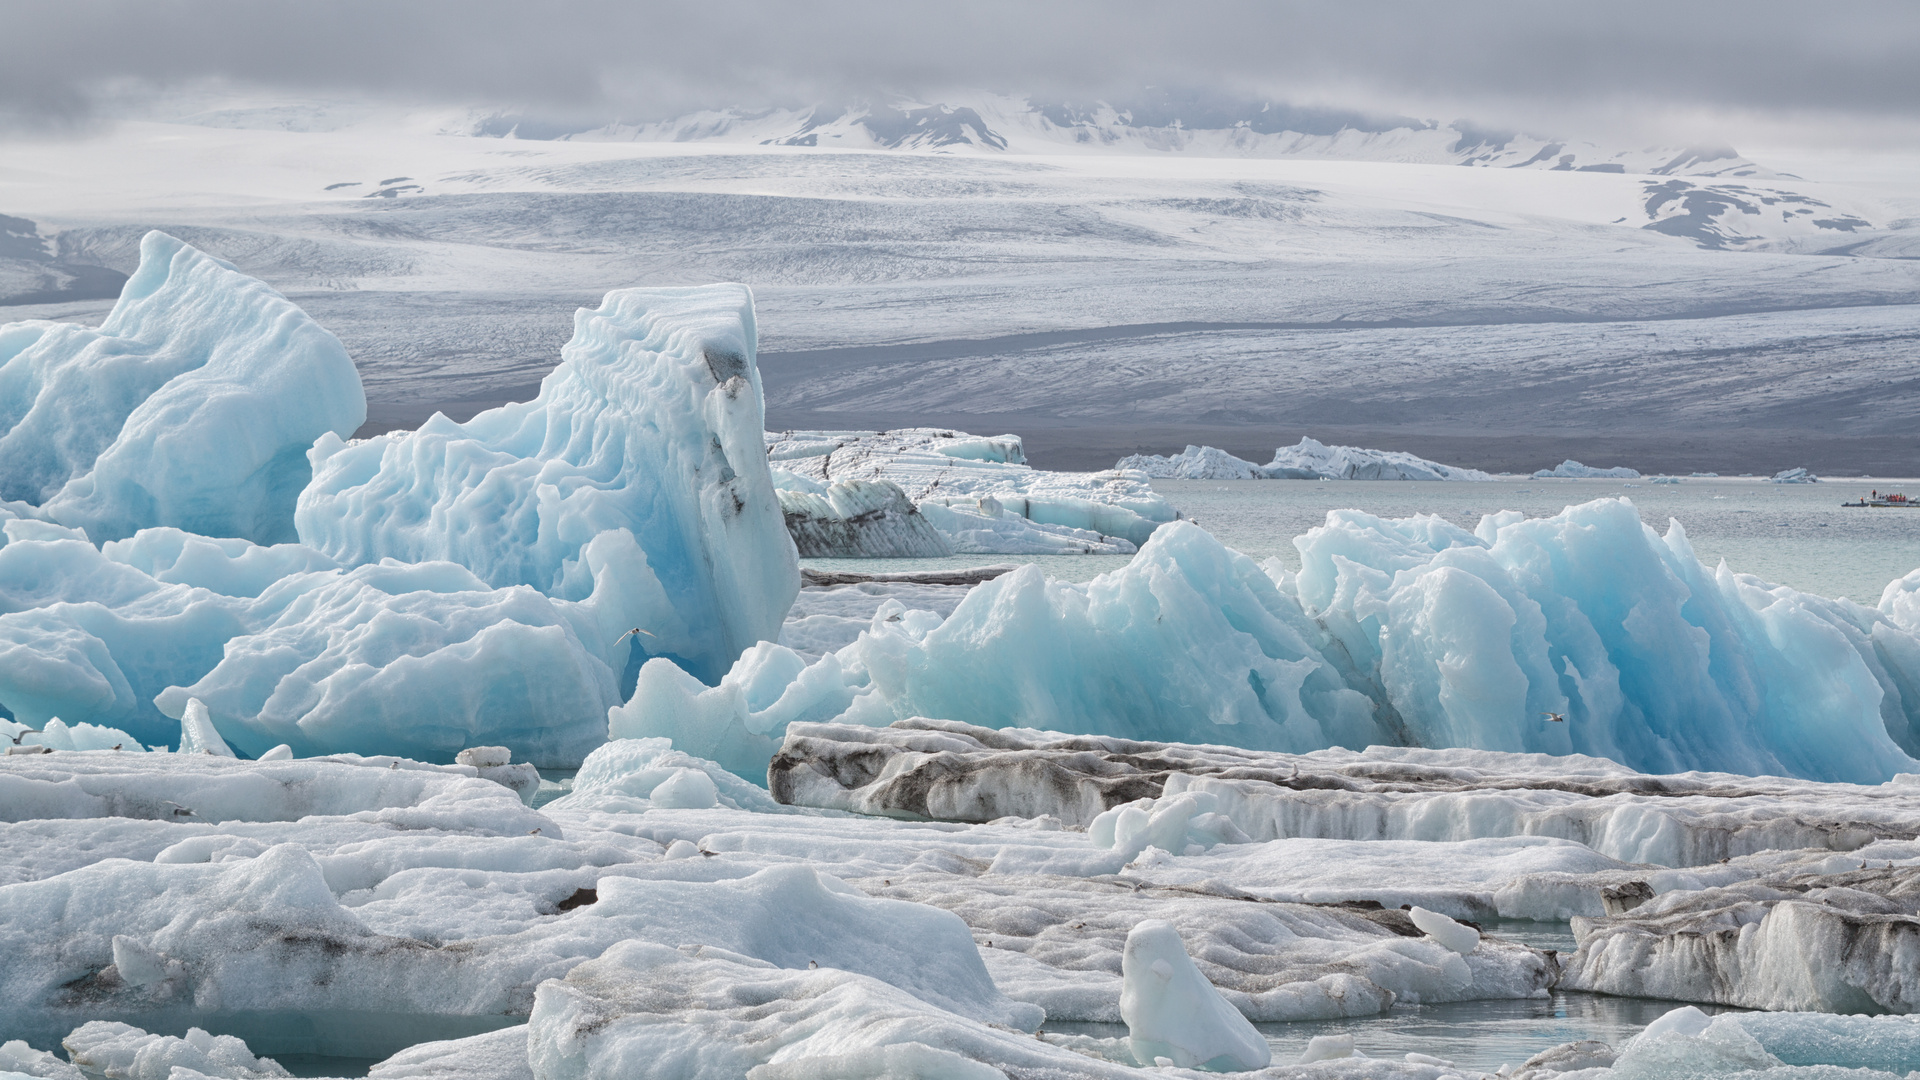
<box><xmin>772</xmin><ymin>476</ymin><xmax>952</xmax><ymax>557</ymax></box>
<box><xmin>0</xmin><ymin>232</ymin><xmax>365</xmax><ymax>544</ymax></box>
<box><xmin>1263</xmin><ymin>437</ymin><xmax>1495</xmax><ymax>481</ymax></box>
<box><xmin>768</xmin><ymin>427</ymin><xmax>1174</xmax><ymax>552</ymax></box>
<box><xmin>737</xmin><ymin>499</ymin><xmax>1920</xmax><ymax>784</ymax></box>
<box><xmin>1534</xmin><ymin>459</ymin><xmax>1641</xmax><ymax>478</ymax></box>
<box><xmin>0</xmin><ymin>243</ymin><xmax>801</xmax><ymax>757</ymax></box>
<box><xmin>1117</xmin><ymin>438</ymin><xmax>1495</xmax><ymax>481</ymax></box>
<box><xmin>1771</xmin><ymin>466</ymin><xmax>1821</xmax><ymax>483</ymax></box>
<box><xmin>299</xmin><ymin>284</ymin><xmax>797</xmax><ymax>685</ymax></box>
<box><xmin>1119</xmin><ymin>919</ymin><xmax>1270</xmax><ymax>1070</ymax></box>
<box><xmin>1115</xmin><ymin>444</ymin><xmax>1268</xmax><ymax>480</ymax></box>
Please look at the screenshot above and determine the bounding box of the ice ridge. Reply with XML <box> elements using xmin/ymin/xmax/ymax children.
<box><xmin>0</xmin><ymin>231</ymin><xmax>365</xmax><ymax>544</ymax></box>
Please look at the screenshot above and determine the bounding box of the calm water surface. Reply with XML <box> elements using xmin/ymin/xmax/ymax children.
<box><xmin>803</xmin><ymin>477</ymin><xmax>1920</xmax><ymax>604</ymax></box>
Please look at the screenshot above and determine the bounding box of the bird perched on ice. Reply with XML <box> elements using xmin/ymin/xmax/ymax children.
<box><xmin>1542</xmin><ymin>711</ymin><xmax>1566</xmax><ymax>723</ymax></box>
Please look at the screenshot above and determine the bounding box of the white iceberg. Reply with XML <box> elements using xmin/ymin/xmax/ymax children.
<box><xmin>1771</xmin><ymin>466</ymin><xmax>1820</xmax><ymax>483</ymax></box>
<box><xmin>0</xmin><ymin>232</ymin><xmax>365</xmax><ymax>544</ymax></box>
<box><xmin>1118</xmin><ymin>438</ymin><xmax>1495</xmax><ymax>482</ymax></box>
<box><xmin>1263</xmin><ymin>437</ymin><xmax>1495</xmax><ymax>481</ymax></box>
<box><xmin>1115</xmin><ymin>444</ymin><xmax>1268</xmax><ymax>480</ymax></box>
<box><xmin>768</xmin><ymin>427</ymin><xmax>1173</xmax><ymax>551</ymax></box>
<box><xmin>1534</xmin><ymin>459</ymin><xmax>1641</xmax><ymax>478</ymax></box>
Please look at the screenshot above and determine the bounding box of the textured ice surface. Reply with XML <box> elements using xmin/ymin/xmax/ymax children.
<box><xmin>1533</xmin><ymin>460</ymin><xmax>1641</xmax><ymax>479</ymax></box>
<box><xmin>772</xmin><ymin>476</ymin><xmax>953</xmax><ymax>557</ymax></box>
<box><xmin>774</xmin><ymin>720</ymin><xmax>1920</xmax><ymax>873</ymax></box>
<box><xmin>745</xmin><ymin>500</ymin><xmax>1920</xmax><ymax>784</ymax></box>
<box><xmin>0</xmin><ymin>524</ymin><xmax>633</xmax><ymax>763</ymax></box>
<box><xmin>299</xmin><ymin>284</ymin><xmax>797</xmax><ymax>685</ymax></box>
<box><xmin>767</xmin><ymin>428</ymin><xmax>1172</xmax><ymax>551</ymax></box>
<box><xmin>0</xmin><ymin>232</ymin><xmax>364</xmax><ymax>545</ymax></box>
<box><xmin>1771</xmin><ymin>467</ymin><xmax>1821</xmax><ymax>483</ymax></box>
<box><xmin>0</xmin><ymin>257</ymin><xmax>801</xmax><ymax>759</ymax></box>
<box><xmin>62</xmin><ymin>1021</ymin><xmax>289</xmax><ymax>1079</ymax></box>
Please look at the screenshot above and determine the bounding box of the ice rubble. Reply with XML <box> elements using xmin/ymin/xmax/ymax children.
<box><xmin>740</xmin><ymin>500</ymin><xmax>1920</xmax><ymax>784</ymax></box>
<box><xmin>1116</xmin><ymin>438</ymin><xmax>1494</xmax><ymax>481</ymax></box>
<box><xmin>0</xmin><ymin>232</ymin><xmax>365</xmax><ymax>546</ymax></box>
<box><xmin>767</xmin><ymin>427</ymin><xmax>1174</xmax><ymax>553</ymax></box>
<box><xmin>1533</xmin><ymin>460</ymin><xmax>1641</xmax><ymax>479</ymax></box>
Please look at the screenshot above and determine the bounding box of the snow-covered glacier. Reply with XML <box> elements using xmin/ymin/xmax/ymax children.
<box><xmin>0</xmin><ymin>232</ymin><xmax>364</xmax><ymax>544</ymax></box>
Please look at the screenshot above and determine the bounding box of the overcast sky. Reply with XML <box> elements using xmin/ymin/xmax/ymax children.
<box><xmin>4</xmin><ymin>1</ymin><xmax>1918</xmax><ymax>149</ymax></box>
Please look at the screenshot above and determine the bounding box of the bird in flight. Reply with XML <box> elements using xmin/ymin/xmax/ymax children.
<box><xmin>1542</xmin><ymin>711</ymin><xmax>1566</xmax><ymax>723</ymax></box>
<box><xmin>616</xmin><ymin>628</ymin><xmax>657</xmax><ymax>646</ymax></box>
<box><xmin>6</xmin><ymin>727</ymin><xmax>42</xmax><ymax>745</ymax></box>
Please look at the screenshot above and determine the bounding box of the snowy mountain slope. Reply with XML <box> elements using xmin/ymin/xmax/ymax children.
<box><xmin>2</xmin><ymin>116</ymin><xmax>1916</xmax><ymax>469</ymax></box>
<box><xmin>469</xmin><ymin>91</ymin><xmax>1786</xmax><ymax>179</ymax></box>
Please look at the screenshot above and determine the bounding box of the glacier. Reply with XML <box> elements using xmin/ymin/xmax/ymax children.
<box><xmin>1117</xmin><ymin>438</ymin><xmax>1495</xmax><ymax>481</ymax></box>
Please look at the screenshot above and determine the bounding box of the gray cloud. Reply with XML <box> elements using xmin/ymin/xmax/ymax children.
<box><xmin>3</xmin><ymin>0</ymin><xmax>1917</xmax><ymax>139</ymax></box>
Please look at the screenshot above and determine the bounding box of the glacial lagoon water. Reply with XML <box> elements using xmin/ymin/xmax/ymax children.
<box><xmin>802</xmin><ymin>476</ymin><xmax>1920</xmax><ymax>604</ymax></box>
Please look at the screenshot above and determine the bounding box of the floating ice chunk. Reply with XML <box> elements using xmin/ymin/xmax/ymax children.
<box><xmin>546</xmin><ymin>737</ymin><xmax>787</xmax><ymax>813</ymax></box>
<box><xmin>1607</xmin><ymin>1007</ymin><xmax>1781</xmax><ymax>1076</ymax></box>
<box><xmin>1770</xmin><ymin>467</ymin><xmax>1820</xmax><ymax>483</ymax></box>
<box><xmin>0</xmin><ymin>1037</ymin><xmax>80</xmax><ymax>1079</ymax></box>
<box><xmin>0</xmin><ymin>232</ymin><xmax>364</xmax><ymax>546</ymax></box>
<box><xmin>1298</xmin><ymin>1033</ymin><xmax>1355</xmax><ymax>1062</ymax></box>
<box><xmin>1293</xmin><ymin>498</ymin><xmax>1920</xmax><ymax>782</ymax></box>
<box><xmin>175</xmin><ymin>699</ymin><xmax>234</xmax><ymax>757</ymax></box>
<box><xmin>63</xmin><ymin>1021</ymin><xmax>289</xmax><ymax>1079</ymax></box>
<box><xmin>456</xmin><ymin>746</ymin><xmax>512</xmax><ymax>769</ymax></box>
<box><xmin>299</xmin><ymin>284</ymin><xmax>797</xmax><ymax>685</ymax></box>
<box><xmin>768</xmin><ymin>427</ymin><xmax>1175</xmax><ymax>548</ymax></box>
<box><xmin>607</xmin><ymin>643</ymin><xmax>860</xmax><ymax>779</ymax></box>
<box><xmin>1532</xmin><ymin>459</ymin><xmax>1640</xmax><ymax>478</ymax></box>
<box><xmin>15</xmin><ymin>718</ymin><xmax>144</xmax><ymax>752</ymax></box>
<box><xmin>916</xmin><ymin>498</ymin><xmax>1136</xmax><ymax>554</ymax></box>
<box><xmin>110</xmin><ymin>935</ymin><xmax>181</xmax><ymax>987</ymax></box>
<box><xmin>1120</xmin><ymin>919</ymin><xmax>1271</xmax><ymax>1071</ymax></box>
<box><xmin>1116</xmin><ymin>444</ymin><xmax>1267</xmax><ymax>480</ymax></box>
<box><xmin>1263</xmin><ymin>437</ymin><xmax>1494</xmax><ymax>481</ymax></box>
<box><xmin>648</xmin><ymin>767</ymin><xmax>719</xmax><ymax>809</ymax></box>
<box><xmin>775</xmin><ymin>478</ymin><xmax>953</xmax><ymax>557</ymax></box>
<box><xmin>528</xmin><ymin>942</ymin><xmax>1084</xmax><ymax>1080</ymax></box>
<box><xmin>838</xmin><ymin>521</ymin><xmax>1376</xmax><ymax>750</ymax></box>
<box><xmin>1407</xmin><ymin>906</ymin><xmax>1480</xmax><ymax>955</ymax></box>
